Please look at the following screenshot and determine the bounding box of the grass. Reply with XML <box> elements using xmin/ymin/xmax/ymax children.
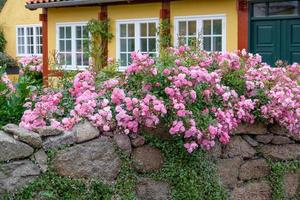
<box><xmin>267</xmin><ymin>160</ymin><xmax>300</xmax><ymax>200</ymax></box>
<box><xmin>1</xmin><ymin>134</ymin><xmax>227</xmax><ymax>200</ymax></box>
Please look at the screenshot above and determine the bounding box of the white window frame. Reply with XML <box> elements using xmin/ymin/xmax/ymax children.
<box><xmin>174</xmin><ymin>14</ymin><xmax>226</xmax><ymax>52</ymax></box>
<box><xmin>16</xmin><ymin>24</ymin><xmax>42</xmax><ymax>56</ymax></box>
<box><xmin>116</xmin><ymin>18</ymin><xmax>159</xmax><ymax>71</ymax></box>
<box><xmin>56</xmin><ymin>22</ymin><xmax>89</xmax><ymax>70</ymax></box>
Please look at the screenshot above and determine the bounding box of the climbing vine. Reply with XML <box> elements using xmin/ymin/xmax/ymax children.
<box><xmin>158</xmin><ymin>19</ymin><xmax>172</xmax><ymax>51</ymax></box>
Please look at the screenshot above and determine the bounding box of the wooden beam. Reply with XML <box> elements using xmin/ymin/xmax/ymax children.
<box><xmin>99</xmin><ymin>5</ymin><xmax>108</xmax><ymax>67</ymax></box>
<box><xmin>40</xmin><ymin>8</ymin><xmax>49</xmax><ymax>86</ymax></box>
<box><xmin>237</xmin><ymin>0</ymin><xmax>249</xmax><ymax>50</ymax></box>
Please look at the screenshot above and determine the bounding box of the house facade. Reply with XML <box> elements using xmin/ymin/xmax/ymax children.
<box><xmin>1</xmin><ymin>0</ymin><xmax>300</xmax><ymax>83</ymax></box>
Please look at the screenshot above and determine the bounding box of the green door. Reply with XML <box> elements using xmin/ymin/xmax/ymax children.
<box><xmin>282</xmin><ymin>19</ymin><xmax>300</xmax><ymax>64</ymax></box>
<box><xmin>251</xmin><ymin>20</ymin><xmax>281</xmax><ymax>65</ymax></box>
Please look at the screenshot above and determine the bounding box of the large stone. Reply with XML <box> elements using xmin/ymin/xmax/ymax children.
<box><xmin>208</xmin><ymin>140</ymin><xmax>222</xmax><ymax>160</ymax></box>
<box><xmin>234</xmin><ymin>122</ymin><xmax>268</xmax><ymax>135</ymax></box>
<box><xmin>239</xmin><ymin>159</ymin><xmax>270</xmax><ymax>181</ymax></box>
<box><xmin>113</xmin><ymin>134</ymin><xmax>132</xmax><ymax>155</ymax></box>
<box><xmin>142</xmin><ymin>123</ymin><xmax>171</xmax><ymax>139</ymax></box>
<box><xmin>217</xmin><ymin>157</ymin><xmax>242</xmax><ymax>189</ymax></box>
<box><xmin>0</xmin><ymin>160</ymin><xmax>41</xmax><ymax>194</ymax></box>
<box><xmin>132</xmin><ymin>146</ymin><xmax>164</xmax><ymax>173</ymax></box>
<box><xmin>36</xmin><ymin>126</ymin><xmax>64</xmax><ymax>137</ymax></box>
<box><xmin>255</xmin><ymin>134</ymin><xmax>274</xmax><ymax>144</ymax></box>
<box><xmin>271</xmin><ymin>136</ymin><xmax>294</xmax><ymax>145</ymax></box>
<box><xmin>136</xmin><ymin>178</ymin><xmax>171</xmax><ymax>200</ymax></box>
<box><xmin>230</xmin><ymin>181</ymin><xmax>272</xmax><ymax>200</ymax></box>
<box><xmin>260</xmin><ymin>144</ymin><xmax>300</xmax><ymax>161</ymax></box>
<box><xmin>73</xmin><ymin>121</ymin><xmax>99</xmax><ymax>143</ymax></box>
<box><xmin>2</xmin><ymin>124</ymin><xmax>42</xmax><ymax>148</ymax></box>
<box><xmin>52</xmin><ymin>137</ymin><xmax>121</xmax><ymax>185</ymax></box>
<box><xmin>32</xmin><ymin>149</ymin><xmax>48</xmax><ymax>173</ymax></box>
<box><xmin>269</xmin><ymin>124</ymin><xmax>300</xmax><ymax>142</ymax></box>
<box><xmin>283</xmin><ymin>172</ymin><xmax>300</xmax><ymax>198</ymax></box>
<box><xmin>130</xmin><ymin>135</ymin><xmax>146</xmax><ymax>148</ymax></box>
<box><xmin>42</xmin><ymin>131</ymin><xmax>76</xmax><ymax>150</ymax></box>
<box><xmin>242</xmin><ymin>135</ymin><xmax>258</xmax><ymax>147</ymax></box>
<box><xmin>0</xmin><ymin>131</ymin><xmax>34</xmax><ymax>161</ymax></box>
<box><xmin>223</xmin><ymin>136</ymin><xmax>256</xmax><ymax>159</ymax></box>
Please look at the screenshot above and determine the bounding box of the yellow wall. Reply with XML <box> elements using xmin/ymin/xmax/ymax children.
<box><xmin>0</xmin><ymin>0</ymin><xmax>42</xmax><ymax>57</ymax></box>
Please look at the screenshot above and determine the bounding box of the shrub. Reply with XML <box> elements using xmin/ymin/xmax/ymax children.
<box><xmin>0</xmin><ymin>26</ymin><xmax>6</xmax><ymax>52</ymax></box>
<box><xmin>0</xmin><ymin>52</ymin><xmax>18</xmax><ymax>69</ymax></box>
<box><xmin>19</xmin><ymin>47</ymin><xmax>300</xmax><ymax>153</ymax></box>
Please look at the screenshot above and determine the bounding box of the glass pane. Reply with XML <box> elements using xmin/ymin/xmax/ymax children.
<box><xmin>18</xmin><ymin>46</ymin><xmax>25</xmax><ymax>54</ymax></box>
<box><xmin>66</xmin><ymin>53</ymin><xmax>72</xmax><ymax>65</ymax></box>
<box><xmin>188</xmin><ymin>37</ymin><xmax>197</xmax><ymax>46</ymax></box>
<box><xmin>128</xmin><ymin>39</ymin><xmax>135</xmax><ymax>52</ymax></box>
<box><xmin>27</xmin><ymin>27</ymin><xmax>33</xmax><ymax>35</ymax></box>
<box><xmin>178</xmin><ymin>37</ymin><xmax>186</xmax><ymax>46</ymax></box>
<box><xmin>120</xmin><ymin>24</ymin><xmax>126</xmax><ymax>37</ymax></box>
<box><xmin>149</xmin><ymin>38</ymin><xmax>156</xmax><ymax>52</ymax></box>
<box><xmin>36</xmin><ymin>27</ymin><xmax>41</xmax><ymax>35</ymax></box>
<box><xmin>76</xmin><ymin>53</ymin><xmax>82</xmax><ymax>66</ymax></box>
<box><xmin>27</xmin><ymin>36</ymin><xmax>33</xmax><ymax>45</ymax></box>
<box><xmin>213</xmin><ymin>20</ymin><xmax>222</xmax><ymax>35</ymax></box>
<box><xmin>76</xmin><ymin>26</ymin><xmax>82</xmax><ymax>38</ymax></box>
<box><xmin>179</xmin><ymin>21</ymin><xmax>186</xmax><ymax>36</ymax></box>
<box><xmin>59</xmin><ymin>40</ymin><xmax>65</xmax><ymax>51</ymax></box>
<box><xmin>128</xmin><ymin>24</ymin><xmax>135</xmax><ymax>37</ymax></box>
<box><xmin>59</xmin><ymin>54</ymin><xmax>65</xmax><ymax>65</ymax></box>
<box><xmin>66</xmin><ymin>40</ymin><xmax>71</xmax><ymax>52</ymax></box>
<box><xmin>76</xmin><ymin>40</ymin><xmax>82</xmax><ymax>52</ymax></box>
<box><xmin>188</xmin><ymin>21</ymin><xmax>197</xmax><ymax>36</ymax></box>
<box><xmin>120</xmin><ymin>39</ymin><xmax>127</xmax><ymax>52</ymax></box>
<box><xmin>18</xmin><ymin>28</ymin><xmax>24</xmax><ymax>36</ymax></box>
<box><xmin>253</xmin><ymin>3</ymin><xmax>267</xmax><ymax>17</ymax></box>
<box><xmin>66</xmin><ymin>27</ymin><xmax>71</xmax><ymax>39</ymax></box>
<box><xmin>213</xmin><ymin>37</ymin><xmax>222</xmax><ymax>51</ymax></box>
<box><xmin>140</xmin><ymin>23</ymin><xmax>147</xmax><ymax>37</ymax></box>
<box><xmin>59</xmin><ymin>27</ymin><xmax>65</xmax><ymax>39</ymax></box>
<box><xmin>149</xmin><ymin>23</ymin><xmax>156</xmax><ymax>36</ymax></box>
<box><xmin>18</xmin><ymin>37</ymin><xmax>24</xmax><ymax>45</ymax></box>
<box><xmin>120</xmin><ymin>53</ymin><xmax>127</xmax><ymax>66</ymax></box>
<box><xmin>269</xmin><ymin>1</ymin><xmax>298</xmax><ymax>16</ymax></box>
<box><xmin>141</xmin><ymin>38</ymin><xmax>148</xmax><ymax>52</ymax></box>
<box><xmin>128</xmin><ymin>53</ymin><xmax>132</xmax><ymax>64</ymax></box>
<box><xmin>83</xmin><ymin>53</ymin><xmax>89</xmax><ymax>66</ymax></box>
<box><xmin>203</xmin><ymin>37</ymin><xmax>211</xmax><ymax>51</ymax></box>
<box><xmin>83</xmin><ymin>40</ymin><xmax>89</xmax><ymax>52</ymax></box>
<box><xmin>203</xmin><ymin>20</ymin><xmax>211</xmax><ymax>35</ymax></box>
<box><xmin>83</xmin><ymin>26</ymin><xmax>88</xmax><ymax>38</ymax></box>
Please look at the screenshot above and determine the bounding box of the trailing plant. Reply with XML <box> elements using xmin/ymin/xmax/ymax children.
<box><xmin>0</xmin><ymin>26</ymin><xmax>6</xmax><ymax>52</ymax></box>
<box><xmin>87</xmin><ymin>19</ymin><xmax>113</xmax><ymax>72</ymax></box>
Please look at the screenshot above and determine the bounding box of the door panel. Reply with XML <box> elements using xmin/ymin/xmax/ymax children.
<box><xmin>251</xmin><ymin>20</ymin><xmax>281</xmax><ymax>65</ymax></box>
<box><xmin>284</xmin><ymin>19</ymin><xmax>300</xmax><ymax>64</ymax></box>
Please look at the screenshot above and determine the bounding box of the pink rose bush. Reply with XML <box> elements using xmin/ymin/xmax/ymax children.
<box><xmin>18</xmin><ymin>55</ymin><xmax>43</xmax><ymax>74</ymax></box>
<box><xmin>20</xmin><ymin>47</ymin><xmax>300</xmax><ymax>153</ymax></box>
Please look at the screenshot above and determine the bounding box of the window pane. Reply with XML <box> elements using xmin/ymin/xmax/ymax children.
<box><xmin>27</xmin><ymin>27</ymin><xmax>33</xmax><ymax>35</ymax></box>
<box><xmin>76</xmin><ymin>53</ymin><xmax>82</xmax><ymax>66</ymax></box>
<box><xmin>66</xmin><ymin>53</ymin><xmax>72</xmax><ymax>65</ymax></box>
<box><xmin>149</xmin><ymin>23</ymin><xmax>156</xmax><ymax>36</ymax></box>
<box><xmin>18</xmin><ymin>28</ymin><xmax>24</xmax><ymax>36</ymax></box>
<box><xmin>120</xmin><ymin>39</ymin><xmax>127</xmax><ymax>52</ymax></box>
<box><xmin>59</xmin><ymin>27</ymin><xmax>65</xmax><ymax>39</ymax></box>
<box><xmin>128</xmin><ymin>53</ymin><xmax>132</xmax><ymax>64</ymax></box>
<box><xmin>203</xmin><ymin>20</ymin><xmax>211</xmax><ymax>35</ymax></box>
<box><xmin>179</xmin><ymin>21</ymin><xmax>186</xmax><ymax>36</ymax></box>
<box><xmin>213</xmin><ymin>20</ymin><xmax>222</xmax><ymax>35</ymax></box>
<box><xmin>18</xmin><ymin>37</ymin><xmax>24</xmax><ymax>45</ymax></box>
<box><xmin>59</xmin><ymin>54</ymin><xmax>65</xmax><ymax>65</ymax></box>
<box><xmin>128</xmin><ymin>39</ymin><xmax>135</xmax><ymax>52</ymax></box>
<box><xmin>213</xmin><ymin>37</ymin><xmax>222</xmax><ymax>51</ymax></box>
<box><xmin>149</xmin><ymin>38</ymin><xmax>156</xmax><ymax>52</ymax></box>
<box><xmin>66</xmin><ymin>27</ymin><xmax>71</xmax><ymax>39</ymax></box>
<box><xmin>76</xmin><ymin>26</ymin><xmax>82</xmax><ymax>38</ymax></box>
<box><xmin>120</xmin><ymin>24</ymin><xmax>126</xmax><ymax>37</ymax></box>
<box><xmin>140</xmin><ymin>23</ymin><xmax>147</xmax><ymax>37</ymax></box>
<box><xmin>203</xmin><ymin>37</ymin><xmax>211</xmax><ymax>51</ymax></box>
<box><xmin>120</xmin><ymin>53</ymin><xmax>127</xmax><ymax>66</ymax></box>
<box><xmin>141</xmin><ymin>38</ymin><xmax>147</xmax><ymax>52</ymax></box>
<box><xmin>188</xmin><ymin>21</ymin><xmax>197</xmax><ymax>36</ymax></box>
<box><xmin>18</xmin><ymin>46</ymin><xmax>25</xmax><ymax>54</ymax></box>
<box><xmin>269</xmin><ymin>1</ymin><xmax>298</xmax><ymax>16</ymax></box>
<box><xmin>253</xmin><ymin>3</ymin><xmax>267</xmax><ymax>17</ymax></box>
<box><xmin>178</xmin><ymin>36</ymin><xmax>186</xmax><ymax>46</ymax></box>
<box><xmin>76</xmin><ymin>40</ymin><xmax>82</xmax><ymax>52</ymax></box>
<box><xmin>83</xmin><ymin>53</ymin><xmax>89</xmax><ymax>66</ymax></box>
<box><xmin>59</xmin><ymin>40</ymin><xmax>65</xmax><ymax>51</ymax></box>
<box><xmin>66</xmin><ymin>40</ymin><xmax>71</xmax><ymax>52</ymax></box>
<box><xmin>83</xmin><ymin>26</ymin><xmax>88</xmax><ymax>38</ymax></box>
<box><xmin>128</xmin><ymin>24</ymin><xmax>135</xmax><ymax>37</ymax></box>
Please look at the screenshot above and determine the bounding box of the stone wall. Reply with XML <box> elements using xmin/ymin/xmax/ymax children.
<box><xmin>0</xmin><ymin>122</ymin><xmax>299</xmax><ymax>199</ymax></box>
<box><xmin>213</xmin><ymin>123</ymin><xmax>300</xmax><ymax>200</ymax></box>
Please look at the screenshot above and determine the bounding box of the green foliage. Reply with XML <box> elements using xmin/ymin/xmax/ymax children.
<box><xmin>87</xmin><ymin>19</ymin><xmax>113</xmax><ymax>72</ymax></box>
<box><xmin>0</xmin><ymin>27</ymin><xmax>6</xmax><ymax>53</ymax></box>
<box><xmin>221</xmin><ymin>69</ymin><xmax>246</xmax><ymax>96</ymax></box>
<box><xmin>0</xmin><ymin>52</ymin><xmax>18</xmax><ymax>69</ymax></box>
<box><xmin>158</xmin><ymin>19</ymin><xmax>171</xmax><ymax>50</ymax></box>
<box><xmin>267</xmin><ymin>160</ymin><xmax>300</xmax><ymax>200</ymax></box>
<box><xmin>0</xmin><ymin>0</ymin><xmax>6</xmax><ymax>11</ymax></box>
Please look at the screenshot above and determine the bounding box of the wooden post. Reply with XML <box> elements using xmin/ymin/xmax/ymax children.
<box><xmin>237</xmin><ymin>0</ymin><xmax>249</xmax><ymax>50</ymax></box>
<box><xmin>160</xmin><ymin>0</ymin><xmax>171</xmax><ymax>48</ymax></box>
<box><xmin>39</xmin><ymin>8</ymin><xmax>49</xmax><ymax>86</ymax></box>
<box><xmin>99</xmin><ymin>5</ymin><xmax>108</xmax><ymax>67</ymax></box>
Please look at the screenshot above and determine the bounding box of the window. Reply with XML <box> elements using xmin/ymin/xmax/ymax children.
<box><xmin>16</xmin><ymin>25</ymin><xmax>42</xmax><ymax>56</ymax></box>
<box><xmin>253</xmin><ymin>1</ymin><xmax>299</xmax><ymax>17</ymax></box>
<box><xmin>116</xmin><ymin>19</ymin><xmax>159</xmax><ymax>70</ymax></box>
<box><xmin>174</xmin><ymin>15</ymin><xmax>226</xmax><ymax>52</ymax></box>
<box><xmin>57</xmin><ymin>23</ymin><xmax>89</xmax><ymax>69</ymax></box>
